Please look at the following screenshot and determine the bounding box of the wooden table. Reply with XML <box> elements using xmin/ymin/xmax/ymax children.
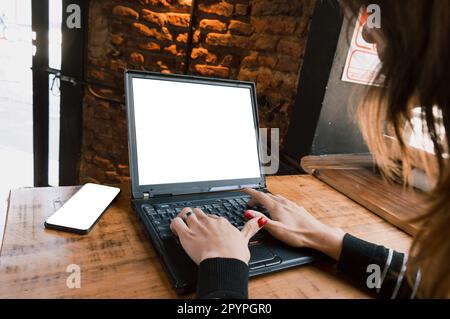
<box><xmin>0</xmin><ymin>176</ymin><xmax>412</xmax><ymax>298</ymax></box>
<box><xmin>301</xmin><ymin>154</ymin><xmax>428</xmax><ymax>236</ymax></box>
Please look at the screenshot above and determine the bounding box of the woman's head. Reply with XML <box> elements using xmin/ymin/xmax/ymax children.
<box><xmin>340</xmin><ymin>1</ymin><xmax>450</xmax><ymax>298</ymax></box>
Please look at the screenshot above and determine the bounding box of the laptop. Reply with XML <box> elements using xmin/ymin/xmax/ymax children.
<box><xmin>125</xmin><ymin>70</ymin><xmax>315</xmax><ymax>294</ymax></box>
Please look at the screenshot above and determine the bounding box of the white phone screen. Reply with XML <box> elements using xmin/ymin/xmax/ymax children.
<box><xmin>45</xmin><ymin>183</ymin><xmax>120</xmax><ymax>234</ymax></box>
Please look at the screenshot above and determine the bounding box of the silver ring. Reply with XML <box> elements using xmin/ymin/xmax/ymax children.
<box><xmin>182</xmin><ymin>211</ymin><xmax>193</xmax><ymax>222</ymax></box>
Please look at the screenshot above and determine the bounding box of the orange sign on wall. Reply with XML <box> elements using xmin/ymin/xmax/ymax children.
<box><xmin>341</xmin><ymin>11</ymin><xmax>383</xmax><ymax>86</ymax></box>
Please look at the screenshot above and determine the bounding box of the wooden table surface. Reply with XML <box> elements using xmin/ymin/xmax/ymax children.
<box><xmin>0</xmin><ymin>175</ymin><xmax>412</xmax><ymax>298</ymax></box>
<box><xmin>301</xmin><ymin>154</ymin><xmax>428</xmax><ymax>236</ymax></box>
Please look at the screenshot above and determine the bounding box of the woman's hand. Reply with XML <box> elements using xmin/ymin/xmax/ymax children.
<box><xmin>243</xmin><ymin>188</ymin><xmax>345</xmax><ymax>261</ymax></box>
<box><xmin>170</xmin><ymin>207</ymin><xmax>267</xmax><ymax>265</ymax></box>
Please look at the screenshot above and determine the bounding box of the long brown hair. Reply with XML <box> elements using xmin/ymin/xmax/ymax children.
<box><xmin>340</xmin><ymin>0</ymin><xmax>450</xmax><ymax>298</ymax></box>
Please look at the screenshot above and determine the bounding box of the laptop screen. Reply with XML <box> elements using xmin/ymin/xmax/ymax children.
<box><xmin>132</xmin><ymin>77</ymin><xmax>262</xmax><ymax>186</ymax></box>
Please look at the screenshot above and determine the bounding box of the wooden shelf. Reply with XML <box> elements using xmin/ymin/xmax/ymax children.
<box><xmin>301</xmin><ymin>154</ymin><xmax>427</xmax><ymax>236</ymax></box>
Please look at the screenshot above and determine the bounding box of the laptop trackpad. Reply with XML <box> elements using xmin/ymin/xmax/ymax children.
<box><xmin>249</xmin><ymin>244</ymin><xmax>276</xmax><ymax>266</ymax></box>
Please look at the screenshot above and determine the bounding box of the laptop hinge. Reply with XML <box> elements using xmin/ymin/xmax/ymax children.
<box><xmin>141</xmin><ymin>183</ymin><xmax>264</xmax><ymax>199</ymax></box>
<box><xmin>151</xmin><ymin>193</ymin><xmax>173</xmax><ymax>198</ymax></box>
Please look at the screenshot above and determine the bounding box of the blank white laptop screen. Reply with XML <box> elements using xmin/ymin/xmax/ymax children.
<box><xmin>132</xmin><ymin>77</ymin><xmax>262</xmax><ymax>186</ymax></box>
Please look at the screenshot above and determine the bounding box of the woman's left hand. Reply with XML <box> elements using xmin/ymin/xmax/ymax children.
<box><xmin>170</xmin><ymin>207</ymin><xmax>267</xmax><ymax>265</ymax></box>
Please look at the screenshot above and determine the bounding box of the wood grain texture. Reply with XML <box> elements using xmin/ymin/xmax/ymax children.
<box><xmin>301</xmin><ymin>155</ymin><xmax>427</xmax><ymax>236</ymax></box>
<box><xmin>0</xmin><ymin>185</ymin><xmax>178</xmax><ymax>299</ymax></box>
<box><xmin>0</xmin><ymin>176</ymin><xmax>412</xmax><ymax>299</ymax></box>
<box><xmin>301</xmin><ymin>154</ymin><xmax>375</xmax><ymax>173</ymax></box>
<box><xmin>310</xmin><ymin>169</ymin><xmax>425</xmax><ymax>236</ymax></box>
<box><xmin>301</xmin><ymin>154</ymin><xmax>428</xmax><ymax>235</ymax></box>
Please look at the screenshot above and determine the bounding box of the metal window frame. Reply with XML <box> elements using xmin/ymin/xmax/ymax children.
<box><xmin>32</xmin><ymin>0</ymin><xmax>49</xmax><ymax>187</ymax></box>
<box><xmin>58</xmin><ymin>0</ymin><xmax>89</xmax><ymax>185</ymax></box>
<box><xmin>283</xmin><ymin>0</ymin><xmax>344</xmax><ymax>165</ymax></box>
<box><xmin>32</xmin><ymin>0</ymin><xmax>89</xmax><ymax>187</ymax></box>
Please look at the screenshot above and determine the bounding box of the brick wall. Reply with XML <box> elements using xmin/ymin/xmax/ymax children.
<box><xmin>80</xmin><ymin>0</ymin><xmax>316</xmax><ymax>184</ymax></box>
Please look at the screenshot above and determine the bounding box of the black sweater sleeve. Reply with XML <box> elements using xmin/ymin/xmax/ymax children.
<box><xmin>196</xmin><ymin>258</ymin><xmax>249</xmax><ymax>299</ymax></box>
<box><xmin>196</xmin><ymin>234</ymin><xmax>421</xmax><ymax>299</ymax></box>
<box><xmin>337</xmin><ymin>233</ymin><xmax>421</xmax><ymax>299</ymax></box>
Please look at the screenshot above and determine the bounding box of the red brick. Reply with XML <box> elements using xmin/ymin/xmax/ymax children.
<box><xmin>199</xmin><ymin>19</ymin><xmax>227</xmax><ymax>33</ymax></box>
<box><xmin>277</xmin><ymin>39</ymin><xmax>304</xmax><ymax>57</ymax></box>
<box><xmin>256</xmin><ymin>67</ymin><xmax>277</xmax><ymax>91</ymax></box>
<box><xmin>237</xmin><ymin>68</ymin><xmax>258</xmax><ymax>82</ymax></box>
<box><xmin>275</xmin><ymin>55</ymin><xmax>301</xmax><ymax>72</ymax></box>
<box><xmin>176</xmin><ymin>33</ymin><xmax>188</xmax><ymax>43</ymax></box>
<box><xmin>118</xmin><ymin>164</ymin><xmax>129</xmax><ymax>176</ymax></box>
<box><xmin>257</xmin><ymin>55</ymin><xmax>277</xmax><ymax>68</ymax></box>
<box><xmin>95</xmin><ymin>108</ymin><xmax>112</xmax><ymax>120</ymax></box>
<box><xmin>132</xmin><ymin>22</ymin><xmax>153</xmax><ymax>36</ymax></box>
<box><xmin>279</xmin><ymin>72</ymin><xmax>298</xmax><ymax>96</ymax></box>
<box><xmin>157</xmin><ymin>60</ymin><xmax>169</xmax><ymax>70</ymax></box>
<box><xmin>138</xmin><ymin>41</ymin><xmax>161</xmax><ymax>52</ymax></box>
<box><xmin>193</xmin><ymin>30</ymin><xmax>200</xmax><ymax>43</ymax></box>
<box><xmin>89</xmin><ymin>58</ymin><xmax>108</xmax><ymax>69</ymax></box>
<box><xmin>229</xmin><ymin>20</ymin><xmax>253</xmax><ymax>36</ymax></box>
<box><xmin>112</xmin><ymin>5</ymin><xmax>139</xmax><ymax>20</ymax></box>
<box><xmin>141</xmin><ymin>9</ymin><xmax>167</xmax><ymax>27</ymax></box>
<box><xmin>105</xmin><ymin>171</ymin><xmax>122</xmax><ymax>184</ymax></box>
<box><xmin>221</xmin><ymin>54</ymin><xmax>233</xmax><ymax>67</ymax></box>
<box><xmin>110</xmin><ymin>59</ymin><xmax>127</xmax><ymax>72</ymax></box>
<box><xmin>191</xmin><ymin>47</ymin><xmax>218</xmax><ymax>63</ymax></box>
<box><xmin>194</xmin><ymin>64</ymin><xmax>230</xmax><ymax>78</ymax></box>
<box><xmin>241</xmin><ymin>51</ymin><xmax>258</xmax><ymax>68</ymax></box>
<box><xmin>198</xmin><ymin>2</ymin><xmax>233</xmax><ymax>17</ymax></box>
<box><xmin>251</xmin><ymin>17</ymin><xmax>297</xmax><ymax>35</ymax></box>
<box><xmin>166</xmin><ymin>13</ymin><xmax>190</xmax><ymax>28</ymax></box>
<box><xmin>132</xmin><ymin>23</ymin><xmax>173</xmax><ymax>41</ymax></box>
<box><xmin>178</xmin><ymin>0</ymin><xmax>192</xmax><ymax>7</ymax></box>
<box><xmin>83</xmin><ymin>150</ymin><xmax>94</xmax><ymax>162</ymax></box>
<box><xmin>111</xmin><ymin>34</ymin><xmax>124</xmax><ymax>46</ymax></box>
<box><xmin>164</xmin><ymin>44</ymin><xmax>183</xmax><ymax>56</ymax></box>
<box><xmin>130</xmin><ymin>52</ymin><xmax>145</xmax><ymax>65</ymax></box>
<box><xmin>120</xmin><ymin>176</ymin><xmax>131</xmax><ymax>184</ymax></box>
<box><xmin>206</xmin><ymin>33</ymin><xmax>249</xmax><ymax>48</ymax></box>
<box><xmin>191</xmin><ymin>47</ymin><xmax>208</xmax><ymax>59</ymax></box>
<box><xmin>235</xmin><ymin>4</ymin><xmax>250</xmax><ymax>16</ymax></box>
<box><xmin>81</xmin><ymin>0</ymin><xmax>312</xmax><ymax>184</ymax></box>
<box><xmin>252</xmin><ymin>34</ymin><xmax>279</xmax><ymax>51</ymax></box>
<box><xmin>89</xmin><ymin>69</ymin><xmax>105</xmax><ymax>81</ymax></box>
<box><xmin>206</xmin><ymin>33</ymin><xmax>230</xmax><ymax>46</ymax></box>
<box><xmin>94</xmin><ymin>156</ymin><xmax>115</xmax><ymax>171</ymax></box>
<box><xmin>252</xmin><ymin>0</ymin><xmax>303</xmax><ymax>17</ymax></box>
<box><xmin>265</xmin><ymin>91</ymin><xmax>284</xmax><ymax>105</ymax></box>
<box><xmin>147</xmin><ymin>0</ymin><xmax>171</xmax><ymax>8</ymax></box>
<box><xmin>206</xmin><ymin>53</ymin><xmax>218</xmax><ymax>64</ymax></box>
<box><xmin>295</xmin><ymin>19</ymin><xmax>310</xmax><ymax>38</ymax></box>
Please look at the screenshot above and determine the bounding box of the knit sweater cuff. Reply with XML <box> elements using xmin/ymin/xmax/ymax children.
<box><xmin>196</xmin><ymin>258</ymin><xmax>249</xmax><ymax>299</ymax></box>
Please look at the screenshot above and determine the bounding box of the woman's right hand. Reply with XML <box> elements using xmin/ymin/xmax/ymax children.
<box><xmin>243</xmin><ymin>188</ymin><xmax>345</xmax><ymax>261</ymax></box>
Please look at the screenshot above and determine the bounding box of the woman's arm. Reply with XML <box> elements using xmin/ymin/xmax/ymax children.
<box><xmin>171</xmin><ymin>189</ymin><xmax>420</xmax><ymax>299</ymax></box>
<box><xmin>337</xmin><ymin>233</ymin><xmax>420</xmax><ymax>299</ymax></box>
<box><xmin>195</xmin><ymin>236</ymin><xmax>421</xmax><ymax>299</ymax></box>
<box><xmin>243</xmin><ymin>189</ymin><xmax>421</xmax><ymax>299</ymax></box>
<box><xmin>169</xmin><ymin>207</ymin><xmax>266</xmax><ymax>299</ymax></box>
<box><xmin>196</xmin><ymin>258</ymin><xmax>249</xmax><ymax>299</ymax></box>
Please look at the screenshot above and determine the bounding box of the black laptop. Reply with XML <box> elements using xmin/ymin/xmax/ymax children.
<box><xmin>125</xmin><ymin>70</ymin><xmax>315</xmax><ymax>294</ymax></box>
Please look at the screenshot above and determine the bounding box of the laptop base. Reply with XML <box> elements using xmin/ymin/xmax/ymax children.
<box><xmin>132</xmin><ymin>190</ymin><xmax>317</xmax><ymax>295</ymax></box>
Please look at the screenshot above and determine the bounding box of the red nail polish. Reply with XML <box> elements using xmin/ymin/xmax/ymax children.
<box><xmin>258</xmin><ymin>217</ymin><xmax>268</xmax><ymax>228</ymax></box>
<box><xmin>244</xmin><ymin>210</ymin><xmax>255</xmax><ymax>219</ymax></box>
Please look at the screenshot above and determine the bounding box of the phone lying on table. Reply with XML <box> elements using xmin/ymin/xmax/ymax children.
<box><xmin>44</xmin><ymin>183</ymin><xmax>120</xmax><ymax>234</ymax></box>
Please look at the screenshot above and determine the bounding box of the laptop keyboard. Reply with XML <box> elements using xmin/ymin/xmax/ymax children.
<box><xmin>141</xmin><ymin>196</ymin><xmax>265</xmax><ymax>240</ymax></box>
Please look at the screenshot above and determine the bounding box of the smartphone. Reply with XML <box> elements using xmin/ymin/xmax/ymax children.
<box><xmin>45</xmin><ymin>183</ymin><xmax>120</xmax><ymax>234</ymax></box>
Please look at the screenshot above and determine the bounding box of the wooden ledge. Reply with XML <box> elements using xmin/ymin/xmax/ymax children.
<box><xmin>301</xmin><ymin>154</ymin><xmax>427</xmax><ymax>236</ymax></box>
